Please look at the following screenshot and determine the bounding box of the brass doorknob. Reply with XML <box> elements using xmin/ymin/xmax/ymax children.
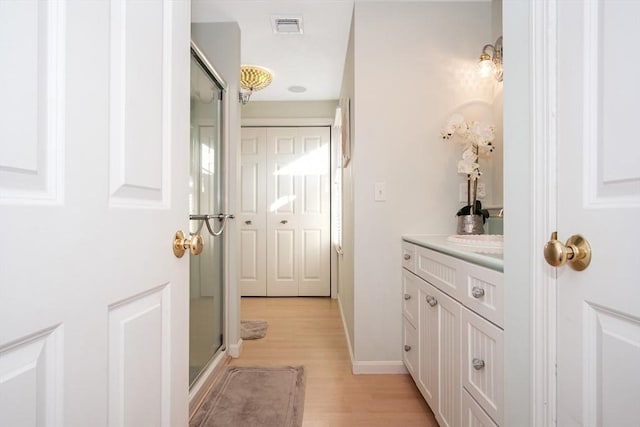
<box><xmin>173</xmin><ymin>230</ymin><xmax>204</xmax><ymax>258</ymax></box>
<box><xmin>543</xmin><ymin>231</ymin><xmax>591</xmax><ymax>271</ymax></box>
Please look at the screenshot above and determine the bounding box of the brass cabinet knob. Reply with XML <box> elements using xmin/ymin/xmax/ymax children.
<box><xmin>173</xmin><ymin>231</ymin><xmax>204</xmax><ymax>258</ymax></box>
<box><xmin>403</xmin><ymin>254</ymin><xmax>411</xmax><ymax>261</ymax></box>
<box><xmin>245</xmin><ymin>220</ymin><xmax>252</xmax><ymax>225</ymax></box>
<box><xmin>404</xmin><ymin>293</ymin><xmax>411</xmax><ymax>300</ymax></box>
<box><xmin>404</xmin><ymin>345</ymin><xmax>411</xmax><ymax>352</ymax></box>
<box><xmin>543</xmin><ymin>231</ymin><xmax>591</xmax><ymax>271</ymax></box>
<box><xmin>280</xmin><ymin>220</ymin><xmax>288</xmax><ymax>224</ymax></box>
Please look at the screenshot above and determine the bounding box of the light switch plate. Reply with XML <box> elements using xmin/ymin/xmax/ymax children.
<box><xmin>375</xmin><ymin>182</ymin><xmax>385</xmax><ymax>201</ymax></box>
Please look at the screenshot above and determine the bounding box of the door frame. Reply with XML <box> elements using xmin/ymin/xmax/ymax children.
<box><xmin>240</xmin><ymin>117</ymin><xmax>337</xmax><ymax>298</ymax></box>
<box><xmin>504</xmin><ymin>1</ymin><xmax>557</xmax><ymax>426</ymax></box>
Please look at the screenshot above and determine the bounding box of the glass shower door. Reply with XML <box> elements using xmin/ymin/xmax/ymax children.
<box><xmin>189</xmin><ymin>52</ymin><xmax>225</xmax><ymax>386</ymax></box>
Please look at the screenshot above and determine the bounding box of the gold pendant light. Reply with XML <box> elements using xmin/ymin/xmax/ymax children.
<box><xmin>239</xmin><ymin>65</ymin><xmax>273</xmax><ymax>104</ymax></box>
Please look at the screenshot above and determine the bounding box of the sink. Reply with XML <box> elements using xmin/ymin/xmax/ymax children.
<box><xmin>447</xmin><ymin>234</ymin><xmax>503</xmax><ymax>252</ymax></box>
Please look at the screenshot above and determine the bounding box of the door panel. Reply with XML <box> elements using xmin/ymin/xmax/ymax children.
<box><xmin>0</xmin><ymin>0</ymin><xmax>63</xmax><ymax>202</ymax></box>
<box><xmin>239</xmin><ymin>128</ymin><xmax>266</xmax><ymax>296</ymax></box>
<box><xmin>268</xmin><ymin>228</ymin><xmax>298</xmax><ymax>296</ymax></box>
<box><xmin>556</xmin><ymin>1</ymin><xmax>640</xmax><ymax>425</ymax></box>
<box><xmin>297</xmin><ymin>129</ymin><xmax>330</xmax><ymax>296</ymax></box>
<box><xmin>266</xmin><ymin>128</ymin><xmax>299</xmax><ymax>295</ymax></box>
<box><xmin>109</xmin><ymin>0</ymin><xmax>170</xmax><ymax>207</ymax></box>
<box><xmin>108</xmin><ymin>286</ymin><xmax>169</xmax><ymax>426</ymax></box>
<box><xmin>0</xmin><ymin>1</ymin><xmax>190</xmax><ymax>426</ymax></box>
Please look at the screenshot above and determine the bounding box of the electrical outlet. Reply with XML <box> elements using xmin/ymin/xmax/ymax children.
<box><xmin>459</xmin><ymin>182</ymin><xmax>486</xmax><ymax>202</ymax></box>
<box><xmin>477</xmin><ymin>183</ymin><xmax>486</xmax><ymax>198</ymax></box>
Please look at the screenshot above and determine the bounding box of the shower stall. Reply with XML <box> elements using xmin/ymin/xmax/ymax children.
<box><xmin>188</xmin><ymin>43</ymin><xmax>230</xmax><ymax>389</ymax></box>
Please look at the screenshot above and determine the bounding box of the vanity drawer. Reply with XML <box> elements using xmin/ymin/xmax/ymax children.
<box><xmin>461</xmin><ymin>389</ymin><xmax>499</xmax><ymax>427</ymax></box>
<box><xmin>415</xmin><ymin>246</ymin><xmax>462</xmax><ymax>300</ymax></box>
<box><xmin>402</xmin><ymin>241</ymin><xmax>416</xmax><ymax>272</ymax></box>
<box><xmin>461</xmin><ymin>307</ymin><xmax>504</xmax><ymax>426</ymax></box>
<box><xmin>402</xmin><ymin>318</ymin><xmax>419</xmax><ymax>378</ymax></box>
<box><xmin>460</xmin><ymin>263</ymin><xmax>504</xmax><ymax>328</ymax></box>
<box><xmin>402</xmin><ymin>269</ymin><xmax>420</xmax><ymax>327</ymax></box>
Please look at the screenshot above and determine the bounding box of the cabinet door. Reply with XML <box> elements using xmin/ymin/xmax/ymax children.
<box><xmin>462</xmin><ymin>307</ymin><xmax>504</xmax><ymax>426</ymax></box>
<box><xmin>461</xmin><ymin>389</ymin><xmax>499</xmax><ymax>427</ymax></box>
<box><xmin>419</xmin><ymin>279</ymin><xmax>462</xmax><ymax>427</ymax></box>
<box><xmin>403</xmin><ymin>318</ymin><xmax>419</xmax><ymax>377</ymax></box>
<box><xmin>419</xmin><ymin>287</ymin><xmax>439</xmax><ymax>408</ymax></box>
<box><xmin>432</xmin><ymin>284</ymin><xmax>462</xmax><ymax>427</ymax></box>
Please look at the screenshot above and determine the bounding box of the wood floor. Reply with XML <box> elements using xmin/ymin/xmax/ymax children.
<box><xmin>230</xmin><ymin>297</ymin><xmax>438</xmax><ymax>427</ymax></box>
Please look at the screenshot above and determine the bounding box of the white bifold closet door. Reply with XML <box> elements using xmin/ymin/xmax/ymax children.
<box><xmin>239</xmin><ymin>127</ymin><xmax>330</xmax><ymax>297</ymax></box>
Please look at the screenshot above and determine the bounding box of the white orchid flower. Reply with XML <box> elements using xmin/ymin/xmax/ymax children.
<box><xmin>462</xmin><ymin>148</ymin><xmax>477</xmax><ymax>161</ymax></box>
<box><xmin>457</xmin><ymin>159</ymin><xmax>479</xmax><ymax>175</ymax></box>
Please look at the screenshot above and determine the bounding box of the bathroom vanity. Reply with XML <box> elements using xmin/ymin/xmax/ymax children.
<box><xmin>401</xmin><ymin>235</ymin><xmax>504</xmax><ymax>427</ymax></box>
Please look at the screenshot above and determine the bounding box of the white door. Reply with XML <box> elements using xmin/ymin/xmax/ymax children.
<box><xmin>266</xmin><ymin>127</ymin><xmax>301</xmax><ymax>296</ymax></box>
<box><xmin>266</xmin><ymin>127</ymin><xmax>330</xmax><ymax>297</ymax></box>
<box><xmin>0</xmin><ymin>2</ymin><xmax>190</xmax><ymax>426</ymax></box>
<box><xmin>238</xmin><ymin>128</ymin><xmax>267</xmax><ymax>296</ymax></box>
<box><xmin>555</xmin><ymin>1</ymin><xmax>640</xmax><ymax>425</ymax></box>
<box><xmin>239</xmin><ymin>126</ymin><xmax>331</xmax><ymax>297</ymax></box>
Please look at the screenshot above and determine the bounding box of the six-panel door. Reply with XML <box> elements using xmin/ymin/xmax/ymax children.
<box><xmin>0</xmin><ymin>2</ymin><xmax>191</xmax><ymax>426</ymax></box>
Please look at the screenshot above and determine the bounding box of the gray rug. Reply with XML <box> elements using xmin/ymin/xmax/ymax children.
<box><xmin>190</xmin><ymin>366</ymin><xmax>306</xmax><ymax>427</ymax></box>
<box><xmin>240</xmin><ymin>319</ymin><xmax>268</xmax><ymax>340</ymax></box>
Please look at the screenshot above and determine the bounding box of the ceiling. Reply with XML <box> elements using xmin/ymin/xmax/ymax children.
<box><xmin>191</xmin><ymin>0</ymin><xmax>355</xmax><ymax>101</ymax></box>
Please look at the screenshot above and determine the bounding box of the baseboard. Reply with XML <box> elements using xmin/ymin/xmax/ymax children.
<box><xmin>228</xmin><ymin>338</ymin><xmax>243</xmax><ymax>358</ymax></box>
<box><xmin>337</xmin><ymin>296</ymin><xmax>355</xmax><ymax>363</ymax></box>
<box><xmin>352</xmin><ymin>361</ymin><xmax>408</xmax><ymax>375</ymax></box>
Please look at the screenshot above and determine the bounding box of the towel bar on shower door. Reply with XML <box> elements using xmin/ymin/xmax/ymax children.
<box><xmin>189</xmin><ymin>213</ymin><xmax>235</xmax><ymax>237</ymax></box>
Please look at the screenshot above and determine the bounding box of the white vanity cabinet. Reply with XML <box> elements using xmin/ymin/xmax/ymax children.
<box><xmin>401</xmin><ymin>236</ymin><xmax>504</xmax><ymax>427</ymax></box>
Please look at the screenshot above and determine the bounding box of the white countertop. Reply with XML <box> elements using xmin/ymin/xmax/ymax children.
<box><xmin>402</xmin><ymin>234</ymin><xmax>504</xmax><ymax>272</ymax></box>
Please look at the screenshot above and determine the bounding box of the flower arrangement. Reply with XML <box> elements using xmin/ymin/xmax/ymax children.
<box><xmin>441</xmin><ymin>114</ymin><xmax>495</xmax><ymax>220</ymax></box>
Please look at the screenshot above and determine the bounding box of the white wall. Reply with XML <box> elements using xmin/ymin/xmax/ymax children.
<box><xmin>241</xmin><ymin>100</ymin><xmax>338</xmax><ymax>120</ymax></box>
<box><xmin>338</xmin><ymin>11</ymin><xmax>356</xmax><ymax>355</ymax></box>
<box><xmin>190</xmin><ymin>22</ymin><xmax>242</xmax><ymax>349</ymax></box>
<box><xmin>351</xmin><ymin>1</ymin><xmax>494</xmax><ymax>362</ymax></box>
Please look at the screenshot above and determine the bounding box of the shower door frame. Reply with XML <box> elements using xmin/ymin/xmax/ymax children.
<box><xmin>188</xmin><ymin>41</ymin><xmax>231</xmax><ymax>408</ymax></box>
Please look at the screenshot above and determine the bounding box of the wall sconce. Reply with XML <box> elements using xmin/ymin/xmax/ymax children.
<box><xmin>239</xmin><ymin>65</ymin><xmax>273</xmax><ymax>104</ymax></box>
<box><xmin>478</xmin><ymin>36</ymin><xmax>503</xmax><ymax>82</ymax></box>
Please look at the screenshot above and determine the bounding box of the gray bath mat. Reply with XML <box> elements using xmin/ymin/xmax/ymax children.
<box><xmin>240</xmin><ymin>319</ymin><xmax>268</xmax><ymax>340</ymax></box>
<box><xmin>190</xmin><ymin>366</ymin><xmax>306</xmax><ymax>427</ymax></box>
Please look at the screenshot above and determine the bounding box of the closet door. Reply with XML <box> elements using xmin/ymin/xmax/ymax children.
<box><xmin>296</xmin><ymin>127</ymin><xmax>330</xmax><ymax>296</ymax></box>
<box><xmin>266</xmin><ymin>128</ymin><xmax>300</xmax><ymax>296</ymax></box>
<box><xmin>240</xmin><ymin>126</ymin><xmax>330</xmax><ymax>297</ymax></box>
<box><xmin>238</xmin><ymin>128</ymin><xmax>267</xmax><ymax>296</ymax></box>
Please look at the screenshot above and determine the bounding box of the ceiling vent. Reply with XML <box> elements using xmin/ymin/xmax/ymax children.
<box><xmin>271</xmin><ymin>16</ymin><xmax>303</xmax><ymax>35</ymax></box>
